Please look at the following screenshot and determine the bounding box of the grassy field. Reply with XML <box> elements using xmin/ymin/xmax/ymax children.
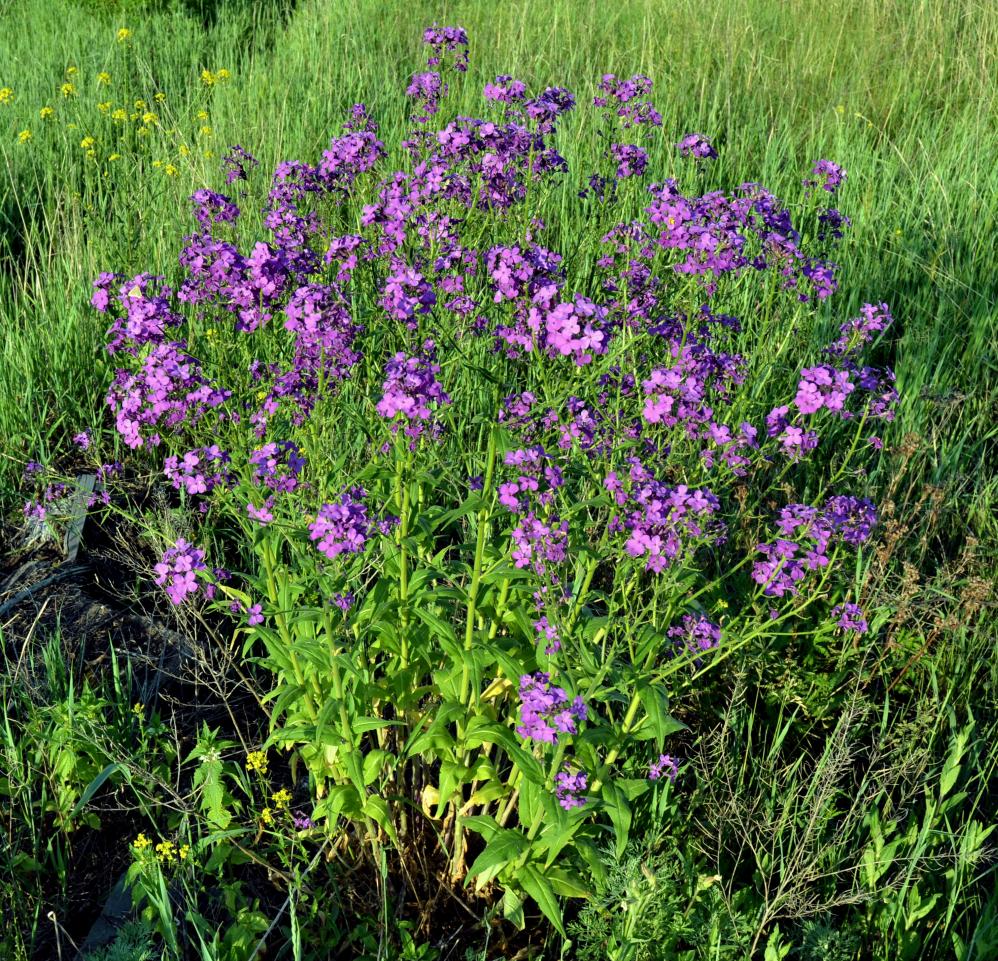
<box><xmin>1</xmin><ymin>0</ymin><xmax>995</xmax><ymax>958</ymax></box>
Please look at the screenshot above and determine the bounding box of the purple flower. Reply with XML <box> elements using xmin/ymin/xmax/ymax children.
<box><xmin>805</xmin><ymin>159</ymin><xmax>846</xmax><ymax>194</ymax></box>
<box><xmin>73</xmin><ymin>430</ymin><xmax>91</xmax><ymax>449</ymax></box>
<box><xmin>406</xmin><ymin>71</ymin><xmax>445</xmax><ymax>123</ymax></box>
<box><xmin>555</xmin><ymin>768</ymin><xmax>588</xmax><ymax>810</ymax></box>
<box><xmin>154</xmin><ymin>539</ymin><xmax>207</xmax><ymax>605</ymax></box>
<box><xmin>676</xmin><ymin>133</ymin><xmax>717</xmax><ymax>160</ymax></box>
<box><xmin>308</xmin><ymin>488</ymin><xmax>371</xmax><ymax>560</ymax></box>
<box><xmin>648</xmin><ymin>754</ymin><xmax>678</xmax><ymax>782</ymax></box>
<box><xmin>668</xmin><ymin>614</ymin><xmax>721</xmax><ymax>658</ymax></box>
<box><xmin>832</xmin><ymin>602</ymin><xmax>868</xmax><ymax>634</ymax></box>
<box><xmin>164</xmin><ymin>445</ymin><xmax>230</xmax><ymax>496</ymax></box>
<box><xmin>516</xmin><ymin>673</ymin><xmax>587</xmax><ymax>744</ymax></box>
<box><xmin>331</xmin><ymin>591</ymin><xmax>355</xmax><ymax>612</ymax></box>
<box><xmin>222</xmin><ymin>145</ymin><xmax>259</xmax><ymax>185</ymax></box>
<box><xmin>246</xmin><ymin>603</ymin><xmax>264</xmax><ymax>626</ymax></box>
<box><xmin>376</xmin><ymin>341</ymin><xmax>451</xmax><ymax>422</ymax></box>
<box><xmin>292</xmin><ymin>812</ymin><xmax>313</xmax><ymax>830</ymax></box>
<box><xmin>423</xmin><ymin>24</ymin><xmax>469</xmax><ymax>72</ymax></box>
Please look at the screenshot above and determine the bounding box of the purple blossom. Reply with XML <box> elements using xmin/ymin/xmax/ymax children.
<box><xmin>246</xmin><ymin>603</ymin><xmax>264</xmax><ymax>626</ymax></box>
<box><xmin>555</xmin><ymin>769</ymin><xmax>588</xmax><ymax>810</ymax></box>
<box><xmin>73</xmin><ymin>430</ymin><xmax>91</xmax><ymax>449</ymax></box>
<box><xmin>668</xmin><ymin>614</ymin><xmax>721</xmax><ymax>658</ymax></box>
<box><xmin>832</xmin><ymin>602</ymin><xmax>868</xmax><ymax>634</ymax></box>
<box><xmin>308</xmin><ymin>488</ymin><xmax>372</xmax><ymax>560</ymax></box>
<box><xmin>648</xmin><ymin>754</ymin><xmax>678</xmax><ymax>782</ymax></box>
<box><xmin>164</xmin><ymin>445</ymin><xmax>230</xmax><ymax>496</ymax></box>
<box><xmin>805</xmin><ymin>159</ymin><xmax>846</xmax><ymax>194</ymax></box>
<box><xmin>376</xmin><ymin>341</ymin><xmax>451</xmax><ymax>422</ymax></box>
<box><xmin>154</xmin><ymin>539</ymin><xmax>207</xmax><ymax>605</ymax></box>
<box><xmin>676</xmin><ymin>133</ymin><xmax>717</xmax><ymax>160</ymax></box>
<box><xmin>516</xmin><ymin>672</ymin><xmax>587</xmax><ymax>744</ymax></box>
<box><xmin>423</xmin><ymin>24</ymin><xmax>469</xmax><ymax>72</ymax></box>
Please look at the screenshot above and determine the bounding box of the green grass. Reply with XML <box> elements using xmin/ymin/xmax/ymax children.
<box><xmin>0</xmin><ymin>0</ymin><xmax>995</xmax><ymax>958</ymax></box>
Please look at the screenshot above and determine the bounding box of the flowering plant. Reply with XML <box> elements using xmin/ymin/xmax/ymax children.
<box><xmin>78</xmin><ymin>24</ymin><xmax>893</xmax><ymax>932</ymax></box>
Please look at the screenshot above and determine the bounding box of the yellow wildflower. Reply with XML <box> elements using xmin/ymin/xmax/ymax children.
<box><xmin>133</xmin><ymin>99</ymin><xmax>146</xmax><ymax>110</ymax></box>
<box><xmin>178</xmin><ymin>844</ymin><xmax>190</xmax><ymax>861</ymax></box>
<box><xmin>97</xmin><ymin>71</ymin><xmax>111</xmax><ymax>85</ymax></box>
<box><xmin>85</xmin><ymin>149</ymin><xmax>96</xmax><ymax>160</ymax></box>
<box><xmin>272</xmin><ymin>788</ymin><xmax>292</xmax><ymax>810</ymax></box>
<box><xmin>154</xmin><ymin>91</ymin><xmax>166</xmax><ymax>103</ymax></box>
<box><xmin>199</xmin><ymin>125</ymin><xmax>212</xmax><ymax>136</ymax></box>
<box><xmin>61</xmin><ymin>83</ymin><xmax>76</xmax><ymax>98</ymax></box>
<box><xmin>155</xmin><ymin>840</ymin><xmax>176</xmax><ymax>864</ymax></box>
<box><xmin>142</xmin><ymin>111</ymin><xmax>158</xmax><ymax>126</ymax></box>
<box><xmin>0</xmin><ymin>87</ymin><xmax>13</xmax><ymax>106</ymax></box>
<box><xmin>132</xmin><ymin>833</ymin><xmax>151</xmax><ymax>852</ymax></box>
<box><xmin>196</xmin><ymin>109</ymin><xmax>209</xmax><ymax>121</ymax></box>
<box><xmin>164</xmin><ymin>163</ymin><xmax>178</xmax><ymax>176</ymax></box>
<box><xmin>246</xmin><ymin>750</ymin><xmax>268</xmax><ymax>775</ymax></box>
<box><xmin>17</xmin><ymin>129</ymin><xmax>31</xmax><ymax>144</ymax></box>
<box><xmin>152</xmin><ymin>159</ymin><xmax>163</xmax><ymax>168</ymax></box>
<box><xmin>111</xmin><ymin>108</ymin><xmax>127</xmax><ymax>122</ymax></box>
<box><xmin>116</xmin><ymin>27</ymin><xmax>132</xmax><ymax>43</ymax></box>
<box><xmin>109</xmin><ymin>153</ymin><xmax>120</xmax><ymax>161</ymax></box>
<box><xmin>80</xmin><ymin>136</ymin><xmax>95</xmax><ymax>149</ymax></box>
<box><xmin>66</xmin><ymin>66</ymin><xmax>78</xmax><ymax>77</ymax></box>
<box><xmin>97</xmin><ymin>101</ymin><xmax>111</xmax><ymax>113</ymax></box>
<box><xmin>217</xmin><ymin>69</ymin><xmax>231</xmax><ymax>81</ymax></box>
<box><xmin>178</xmin><ymin>143</ymin><xmax>190</xmax><ymax>157</ymax></box>
<box><xmin>39</xmin><ymin>105</ymin><xmax>54</xmax><ymax>120</ymax></box>
<box><xmin>260</xmin><ymin>807</ymin><xmax>274</xmax><ymax>825</ymax></box>
<box><xmin>203</xmin><ymin>149</ymin><xmax>214</xmax><ymax>159</ymax></box>
<box><xmin>67</xmin><ymin>122</ymin><xmax>77</xmax><ymax>130</ymax></box>
<box><xmin>201</xmin><ymin>69</ymin><xmax>216</xmax><ymax>86</ymax></box>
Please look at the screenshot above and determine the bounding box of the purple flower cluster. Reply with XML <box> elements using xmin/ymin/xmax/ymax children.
<box><xmin>164</xmin><ymin>445</ymin><xmax>230</xmax><ymax>496</ymax></box>
<box><xmin>516</xmin><ymin>672</ymin><xmax>588</xmax><ymax>744</ymax></box>
<box><xmin>608</xmin><ymin>464</ymin><xmax>724</xmax><ymax>574</ymax></box>
<box><xmin>376</xmin><ymin>341</ymin><xmax>451</xmax><ymax>423</ymax></box>
<box><xmin>306</xmin><ymin>487</ymin><xmax>388</xmax><ymax>561</ymax></box>
<box><xmin>106</xmin><ymin>342</ymin><xmax>230</xmax><ymax>449</ymax></box>
<box><xmin>832</xmin><ymin>602</ymin><xmax>868</xmax><ymax>634</ymax></box>
<box><xmin>423</xmin><ymin>24</ymin><xmax>469</xmax><ymax>72</ymax></box>
<box><xmin>593</xmin><ymin>74</ymin><xmax>662</xmax><ymax>129</ymax></box>
<box><xmin>95</xmin><ymin>273</ymin><xmax>185</xmax><ymax>355</ymax></box>
<box><xmin>668</xmin><ymin>614</ymin><xmax>721</xmax><ymax>658</ymax></box>
<box><xmin>249</xmin><ymin>441</ymin><xmax>305</xmax><ymax>493</ymax></box>
<box><xmin>154</xmin><ymin>539</ymin><xmax>207</xmax><ymax>605</ymax></box>
<box><xmin>676</xmin><ymin>133</ymin><xmax>717</xmax><ymax>161</ymax></box>
<box><xmin>753</xmin><ymin>497</ymin><xmax>877</xmax><ymax>597</ymax></box>
<box><xmin>555</xmin><ymin>769</ymin><xmax>588</xmax><ymax>810</ymax></box>
<box><xmin>648</xmin><ymin>754</ymin><xmax>678</xmax><ymax>782</ymax></box>
<box><xmin>805</xmin><ymin>159</ymin><xmax>846</xmax><ymax>194</ymax></box>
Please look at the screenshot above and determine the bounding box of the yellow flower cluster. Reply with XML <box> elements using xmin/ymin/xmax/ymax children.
<box><xmin>0</xmin><ymin>87</ymin><xmax>13</xmax><ymax>106</ymax></box>
<box><xmin>200</xmin><ymin>68</ymin><xmax>231</xmax><ymax>87</ymax></box>
<box><xmin>246</xmin><ymin>750</ymin><xmax>268</xmax><ymax>775</ymax></box>
<box><xmin>272</xmin><ymin>788</ymin><xmax>292</xmax><ymax>810</ymax></box>
<box><xmin>132</xmin><ymin>833</ymin><xmax>190</xmax><ymax>864</ymax></box>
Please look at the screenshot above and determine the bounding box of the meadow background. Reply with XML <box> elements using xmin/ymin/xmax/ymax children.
<box><xmin>0</xmin><ymin>0</ymin><xmax>996</xmax><ymax>958</ymax></box>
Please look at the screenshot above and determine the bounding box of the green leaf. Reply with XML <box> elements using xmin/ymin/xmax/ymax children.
<box><xmin>70</xmin><ymin>762</ymin><xmax>126</xmax><ymax>819</ymax></box>
<box><xmin>460</xmin><ymin>813</ymin><xmax>502</xmax><ymax>842</ymax></box>
<box><xmin>601</xmin><ymin>782</ymin><xmax>632</xmax><ymax>859</ymax></box>
<box><xmin>635</xmin><ymin>681</ymin><xmax>687</xmax><ymax>750</ymax></box>
<box><xmin>363</xmin><ymin>795</ymin><xmax>398</xmax><ymax>845</ymax></box>
<box><xmin>466</xmin><ymin>829</ymin><xmax>530</xmax><ymax>885</ymax></box>
<box><xmin>518</xmin><ymin>864</ymin><xmax>566</xmax><ymax>936</ymax></box>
